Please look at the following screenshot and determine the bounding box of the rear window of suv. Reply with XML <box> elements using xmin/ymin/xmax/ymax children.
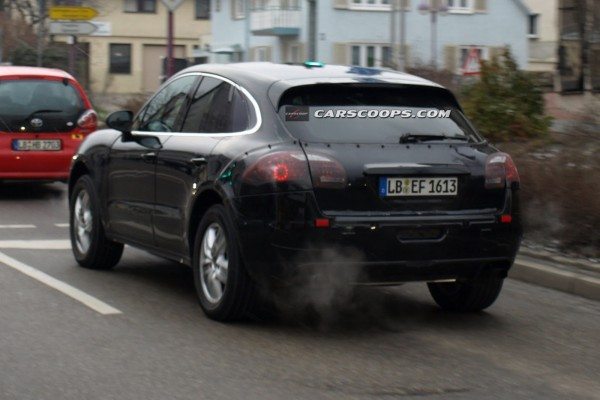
<box><xmin>0</xmin><ymin>79</ymin><xmax>85</xmax><ymax>132</ymax></box>
<box><xmin>278</xmin><ymin>84</ymin><xmax>482</xmax><ymax>144</ymax></box>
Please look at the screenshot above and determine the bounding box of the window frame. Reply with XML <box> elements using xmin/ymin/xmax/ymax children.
<box><xmin>348</xmin><ymin>44</ymin><xmax>392</xmax><ymax>68</ymax></box>
<box><xmin>349</xmin><ymin>0</ymin><xmax>391</xmax><ymax>11</ymax></box>
<box><xmin>123</xmin><ymin>0</ymin><xmax>157</xmax><ymax>13</ymax></box>
<box><xmin>457</xmin><ymin>45</ymin><xmax>489</xmax><ymax>75</ymax></box>
<box><xmin>132</xmin><ymin>72</ymin><xmax>263</xmax><ymax>137</ymax></box>
<box><xmin>446</xmin><ymin>0</ymin><xmax>474</xmax><ymax>14</ymax></box>
<box><xmin>232</xmin><ymin>0</ymin><xmax>245</xmax><ymax>19</ymax></box>
<box><xmin>255</xmin><ymin>47</ymin><xmax>268</xmax><ymax>61</ymax></box>
<box><xmin>109</xmin><ymin>43</ymin><xmax>132</xmax><ymax>75</ymax></box>
<box><xmin>287</xmin><ymin>43</ymin><xmax>302</xmax><ymax>63</ymax></box>
<box><xmin>528</xmin><ymin>13</ymin><xmax>539</xmax><ymax>38</ymax></box>
<box><xmin>195</xmin><ymin>0</ymin><xmax>211</xmax><ymax>19</ymax></box>
<box><xmin>135</xmin><ymin>75</ymin><xmax>199</xmax><ymax>133</ymax></box>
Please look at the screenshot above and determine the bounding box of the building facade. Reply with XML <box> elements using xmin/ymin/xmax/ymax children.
<box><xmin>76</xmin><ymin>0</ymin><xmax>211</xmax><ymax>93</ymax></box>
<box><xmin>557</xmin><ymin>0</ymin><xmax>600</xmax><ymax>93</ymax></box>
<box><xmin>210</xmin><ymin>0</ymin><xmax>532</xmax><ymax>73</ymax></box>
<box><xmin>523</xmin><ymin>0</ymin><xmax>558</xmax><ymax>72</ymax></box>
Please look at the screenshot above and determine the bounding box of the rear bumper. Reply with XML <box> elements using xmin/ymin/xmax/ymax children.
<box><xmin>232</xmin><ymin>192</ymin><xmax>523</xmax><ymax>286</ymax></box>
<box><xmin>0</xmin><ymin>171</ymin><xmax>70</xmax><ymax>181</ymax></box>
<box><xmin>0</xmin><ymin>136</ymin><xmax>82</xmax><ymax>181</ymax></box>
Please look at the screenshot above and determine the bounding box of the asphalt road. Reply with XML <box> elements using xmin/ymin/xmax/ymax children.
<box><xmin>0</xmin><ymin>183</ymin><xmax>599</xmax><ymax>400</ymax></box>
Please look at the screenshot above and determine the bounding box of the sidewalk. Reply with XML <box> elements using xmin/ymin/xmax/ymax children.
<box><xmin>509</xmin><ymin>247</ymin><xmax>600</xmax><ymax>301</ymax></box>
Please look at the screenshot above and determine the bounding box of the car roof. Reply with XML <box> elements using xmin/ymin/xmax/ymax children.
<box><xmin>0</xmin><ymin>66</ymin><xmax>75</xmax><ymax>80</ymax></box>
<box><xmin>177</xmin><ymin>62</ymin><xmax>445</xmax><ymax>108</ymax></box>
<box><xmin>180</xmin><ymin>62</ymin><xmax>440</xmax><ymax>87</ymax></box>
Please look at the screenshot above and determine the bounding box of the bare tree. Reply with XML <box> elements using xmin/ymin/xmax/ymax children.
<box><xmin>1</xmin><ymin>0</ymin><xmax>105</xmax><ymax>66</ymax></box>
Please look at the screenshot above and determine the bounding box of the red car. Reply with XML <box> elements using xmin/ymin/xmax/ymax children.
<box><xmin>0</xmin><ymin>66</ymin><xmax>97</xmax><ymax>182</ymax></box>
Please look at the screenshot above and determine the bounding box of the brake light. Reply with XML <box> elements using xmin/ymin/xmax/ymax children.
<box><xmin>314</xmin><ymin>218</ymin><xmax>330</xmax><ymax>228</ymax></box>
<box><xmin>306</xmin><ymin>153</ymin><xmax>347</xmax><ymax>189</ymax></box>
<box><xmin>77</xmin><ymin>109</ymin><xmax>98</xmax><ymax>133</ymax></box>
<box><xmin>241</xmin><ymin>150</ymin><xmax>347</xmax><ymax>192</ymax></box>
<box><xmin>242</xmin><ymin>151</ymin><xmax>311</xmax><ymax>188</ymax></box>
<box><xmin>485</xmin><ymin>152</ymin><xmax>520</xmax><ymax>189</ymax></box>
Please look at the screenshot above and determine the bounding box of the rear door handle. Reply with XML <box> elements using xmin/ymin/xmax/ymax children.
<box><xmin>141</xmin><ymin>152</ymin><xmax>157</xmax><ymax>162</ymax></box>
<box><xmin>189</xmin><ymin>157</ymin><xmax>207</xmax><ymax>166</ymax></box>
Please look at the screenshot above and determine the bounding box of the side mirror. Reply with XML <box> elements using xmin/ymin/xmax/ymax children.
<box><xmin>106</xmin><ymin>110</ymin><xmax>133</xmax><ymax>133</ymax></box>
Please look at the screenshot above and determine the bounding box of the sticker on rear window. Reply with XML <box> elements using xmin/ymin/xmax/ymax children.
<box><xmin>285</xmin><ymin>106</ymin><xmax>309</xmax><ymax>121</ymax></box>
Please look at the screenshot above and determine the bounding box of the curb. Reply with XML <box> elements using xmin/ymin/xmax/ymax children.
<box><xmin>519</xmin><ymin>247</ymin><xmax>599</xmax><ymax>274</ymax></box>
<box><xmin>509</xmin><ymin>257</ymin><xmax>600</xmax><ymax>302</ymax></box>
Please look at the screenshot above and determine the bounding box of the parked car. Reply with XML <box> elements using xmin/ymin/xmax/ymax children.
<box><xmin>68</xmin><ymin>63</ymin><xmax>522</xmax><ymax>321</ymax></box>
<box><xmin>0</xmin><ymin>66</ymin><xmax>97</xmax><ymax>182</ymax></box>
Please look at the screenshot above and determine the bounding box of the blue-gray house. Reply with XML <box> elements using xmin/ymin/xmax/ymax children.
<box><xmin>210</xmin><ymin>0</ymin><xmax>532</xmax><ymax>72</ymax></box>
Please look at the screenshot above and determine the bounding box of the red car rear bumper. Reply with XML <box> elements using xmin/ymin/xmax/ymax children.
<box><xmin>0</xmin><ymin>133</ymin><xmax>85</xmax><ymax>181</ymax></box>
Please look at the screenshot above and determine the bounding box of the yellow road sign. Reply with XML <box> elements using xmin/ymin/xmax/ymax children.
<box><xmin>49</xmin><ymin>6</ymin><xmax>98</xmax><ymax>21</ymax></box>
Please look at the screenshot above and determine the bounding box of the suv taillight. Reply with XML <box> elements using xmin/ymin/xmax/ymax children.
<box><xmin>485</xmin><ymin>152</ymin><xmax>520</xmax><ymax>189</ymax></box>
<box><xmin>241</xmin><ymin>150</ymin><xmax>347</xmax><ymax>192</ymax></box>
<box><xmin>242</xmin><ymin>151</ymin><xmax>312</xmax><ymax>189</ymax></box>
<box><xmin>306</xmin><ymin>153</ymin><xmax>347</xmax><ymax>189</ymax></box>
<box><xmin>77</xmin><ymin>109</ymin><xmax>98</xmax><ymax>133</ymax></box>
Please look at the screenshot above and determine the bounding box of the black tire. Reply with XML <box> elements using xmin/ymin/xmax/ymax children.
<box><xmin>70</xmin><ymin>175</ymin><xmax>123</xmax><ymax>270</ymax></box>
<box><xmin>192</xmin><ymin>204</ymin><xmax>257</xmax><ymax>321</ymax></box>
<box><xmin>427</xmin><ymin>275</ymin><xmax>504</xmax><ymax>312</ymax></box>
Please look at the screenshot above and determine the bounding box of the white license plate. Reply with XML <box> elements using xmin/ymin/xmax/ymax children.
<box><xmin>379</xmin><ymin>177</ymin><xmax>458</xmax><ymax>197</ymax></box>
<box><xmin>12</xmin><ymin>139</ymin><xmax>61</xmax><ymax>151</ymax></box>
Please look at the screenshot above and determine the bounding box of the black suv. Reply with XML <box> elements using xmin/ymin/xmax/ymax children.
<box><xmin>69</xmin><ymin>63</ymin><xmax>522</xmax><ymax>321</ymax></box>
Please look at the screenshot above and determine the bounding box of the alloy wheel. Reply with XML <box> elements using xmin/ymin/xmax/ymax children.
<box><xmin>199</xmin><ymin>222</ymin><xmax>229</xmax><ymax>304</ymax></box>
<box><xmin>73</xmin><ymin>189</ymin><xmax>93</xmax><ymax>254</ymax></box>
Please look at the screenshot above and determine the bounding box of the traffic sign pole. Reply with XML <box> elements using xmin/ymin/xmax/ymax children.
<box><xmin>167</xmin><ymin>10</ymin><xmax>174</xmax><ymax>78</ymax></box>
<box><xmin>161</xmin><ymin>0</ymin><xmax>184</xmax><ymax>79</ymax></box>
<box><xmin>37</xmin><ymin>0</ymin><xmax>46</xmax><ymax>67</ymax></box>
<box><xmin>69</xmin><ymin>36</ymin><xmax>77</xmax><ymax>76</ymax></box>
<box><xmin>48</xmin><ymin>4</ymin><xmax>98</xmax><ymax>78</ymax></box>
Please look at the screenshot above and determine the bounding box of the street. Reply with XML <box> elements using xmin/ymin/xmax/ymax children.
<box><xmin>0</xmin><ymin>183</ymin><xmax>599</xmax><ymax>400</ymax></box>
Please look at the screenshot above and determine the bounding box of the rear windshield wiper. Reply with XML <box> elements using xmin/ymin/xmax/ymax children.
<box><xmin>22</xmin><ymin>109</ymin><xmax>63</xmax><ymax>122</ymax></box>
<box><xmin>399</xmin><ymin>133</ymin><xmax>469</xmax><ymax>143</ymax></box>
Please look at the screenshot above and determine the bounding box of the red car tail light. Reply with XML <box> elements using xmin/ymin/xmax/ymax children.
<box><xmin>305</xmin><ymin>152</ymin><xmax>347</xmax><ymax>189</ymax></box>
<box><xmin>485</xmin><ymin>152</ymin><xmax>520</xmax><ymax>189</ymax></box>
<box><xmin>77</xmin><ymin>109</ymin><xmax>98</xmax><ymax>134</ymax></box>
<box><xmin>314</xmin><ymin>218</ymin><xmax>330</xmax><ymax>228</ymax></box>
<box><xmin>242</xmin><ymin>151</ymin><xmax>312</xmax><ymax>188</ymax></box>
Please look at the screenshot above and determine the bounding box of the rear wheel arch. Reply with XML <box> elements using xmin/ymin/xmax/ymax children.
<box><xmin>188</xmin><ymin>189</ymin><xmax>225</xmax><ymax>259</ymax></box>
<box><xmin>69</xmin><ymin>161</ymin><xmax>90</xmax><ymax>199</ymax></box>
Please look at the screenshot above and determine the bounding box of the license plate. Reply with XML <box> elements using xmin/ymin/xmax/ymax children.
<box><xmin>12</xmin><ymin>139</ymin><xmax>62</xmax><ymax>151</ymax></box>
<box><xmin>379</xmin><ymin>177</ymin><xmax>458</xmax><ymax>197</ymax></box>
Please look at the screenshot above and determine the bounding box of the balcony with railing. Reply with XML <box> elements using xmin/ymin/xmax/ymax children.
<box><xmin>250</xmin><ymin>2</ymin><xmax>301</xmax><ymax>36</ymax></box>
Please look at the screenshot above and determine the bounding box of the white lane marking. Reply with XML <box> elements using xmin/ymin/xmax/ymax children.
<box><xmin>0</xmin><ymin>240</ymin><xmax>71</xmax><ymax>250</ymax></box>
<box><xmin>0</xmin><ymin>251</ymin><xmax>122</xmax><ymax>315</ymax></box>
<box><xmin>55</xmin><ymin>223</ymin><xmax>69</xmax><ymax>228</ymax></box>
<box><xmin>0</xmin><ymin>224</ymin><xmax>36</xmax><ymax>229</ymax></box>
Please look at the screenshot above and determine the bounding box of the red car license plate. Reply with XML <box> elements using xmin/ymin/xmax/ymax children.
<box><xmin>12</xmin><ymin>139</ymin><xmax>62</xmax><ymax>151</ymax></box>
